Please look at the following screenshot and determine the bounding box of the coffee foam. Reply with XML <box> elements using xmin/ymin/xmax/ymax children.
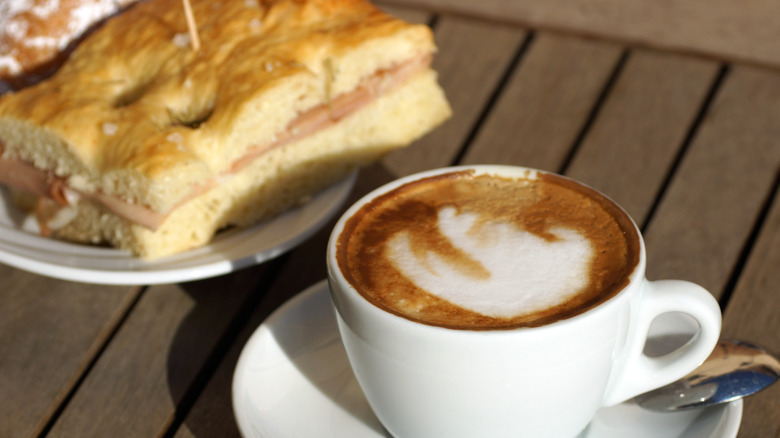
<box><xmin>386</xmin><ymin>207</ymin><xmax>593</xmax><ymax>318</ymax></box>
<box><xmin>336</xmin><ymin>169</ymin><xmax>640</xmax><ymax>330</ymax></box>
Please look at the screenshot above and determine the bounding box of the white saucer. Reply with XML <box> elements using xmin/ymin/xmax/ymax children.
<box><xmin>232</xmin><ymin>280</ymin><xmax>743</xmax><ymax>438</ymax></box>
<box><xmin>0</xmin><ymin>174</ymin><xmax>355</xmax><ymax>285</ymax></box>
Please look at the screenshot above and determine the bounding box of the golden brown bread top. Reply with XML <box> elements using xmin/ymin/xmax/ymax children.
<box><xmin>0</xmin><ymin>0</ymin><xmax>436</xmax><ymax>212</ymax></box>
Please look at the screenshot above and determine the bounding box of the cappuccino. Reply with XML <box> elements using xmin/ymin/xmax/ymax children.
<box><xmin>335</xmin><ymin>168</ymin><xmax>640</xmax><ymax>330</ymax></box>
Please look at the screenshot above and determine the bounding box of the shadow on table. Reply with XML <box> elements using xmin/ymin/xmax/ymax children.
<box><xmin>165</xmin><ymin>266</ymin><xmax>266</xmax><ymax>438</ymax></box>
<box><xmin>165</xmin><ymin>162</ymin><xmax>399</xmax><ymax>437</ymax></box>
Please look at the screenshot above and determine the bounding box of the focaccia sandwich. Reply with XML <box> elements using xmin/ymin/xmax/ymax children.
<box><xmin>0</xmin><ymin>0</ymin><xmax>451</xmax><ymax>259</ymax></box>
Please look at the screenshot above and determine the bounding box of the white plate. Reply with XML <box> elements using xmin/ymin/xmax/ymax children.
<box><xmin>232</xmin><ymin>280</ymin><xmax>743</xmax><ymax>438</ymax></box>
<box><xmin>0</xmin><ymin>174</ymin><xmax>355</xmax><ymax>285</ymax></box>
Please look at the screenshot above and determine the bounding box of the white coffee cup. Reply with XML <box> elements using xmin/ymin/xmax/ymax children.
<box><xmin>327</xmin><ymin>165</ymin><xmax>721</xmax><ymax>438</ymax></box>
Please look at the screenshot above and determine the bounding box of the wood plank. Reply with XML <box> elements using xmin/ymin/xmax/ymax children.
<box><xmin>45</xmin><ymin>265</ymin><xmax>272</xmax><ymax>437</ymax></box>
<box><xmin>565</xmin><ymin>48</ymin><xmax>719</xmax><ymax>222</ymax></box>
<box><xmin>720</xmin><ymin>186</ymin><xmax>780</xmax><ymax>437</ymax></box>
<box><xmin>642</xmin><ymin>65</ymin><xmax>780</xmax><ymax>298</ymax></box>
<box><xmin>461</xmin><ymin>32</ymin><xmax>622</xmax><ymax>171</ymax></box>
<box><xmin>0</xmin><ymin>268</ymin><xmax>137</xmax><ymax>438</ymax></box>
<box><xmin>383</xmin><ymin>14</ymin><xmax>527</xmax><ymax>177</ymax></box>
<box><xmin>381</xmin><ymin>0</ymin><xmax>780</xmax><ymax>69</ymax></box>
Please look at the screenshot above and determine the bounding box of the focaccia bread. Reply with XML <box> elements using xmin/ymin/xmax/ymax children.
<box><xmin>0</xmin><ymin>0</ymin><xmax>451</xmax><ymax>259</ymax></box>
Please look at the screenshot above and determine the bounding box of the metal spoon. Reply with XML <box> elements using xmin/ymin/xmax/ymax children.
<box><xmin>635</xmin><ymin>339</ymin><xmax>780</xmax><ymax>412</ymax></box>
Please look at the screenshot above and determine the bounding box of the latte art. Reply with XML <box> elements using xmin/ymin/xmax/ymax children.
<box><xmin>336</xmin><ymin>169</ymin><xmax>640</xmax><ymax>330</ymax></box>
<box><xmin>386</xmin><ymin>207</ymin><xmax>594</xmax><ymax>319</ymax></box>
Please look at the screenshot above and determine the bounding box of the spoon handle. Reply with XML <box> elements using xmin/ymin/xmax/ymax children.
<box><xmin>636</xmin><ymin>340</ymin><xmax>780</xmax><ymax>411</ymax></box>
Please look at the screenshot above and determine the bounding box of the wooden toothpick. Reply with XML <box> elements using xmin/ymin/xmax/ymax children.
<box><xmin>182</xmin><ymin>0</ymin><xmax>201</xmax><ymax>51</ymax></box>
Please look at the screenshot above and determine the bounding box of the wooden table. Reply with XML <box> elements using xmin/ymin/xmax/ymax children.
<box><xmin>2</xmin><ymin>1</ymin><xmax>779</xmax><ymax>436</ymax></box>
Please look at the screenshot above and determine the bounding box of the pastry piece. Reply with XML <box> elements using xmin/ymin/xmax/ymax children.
<box><xmin>0</xmin><ymin>0</ymin><xmax>451</xmax><ymax>259</ymax></box>
<box><xmin>0</xmin><ymin>0</ymin><xmax>141</xmax><ymax>89</ymax></box>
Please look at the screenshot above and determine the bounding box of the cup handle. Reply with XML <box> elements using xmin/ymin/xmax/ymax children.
<box><xmin>602</xmin><ymin>279</ymin><xmax>722</xmax><ymax>406</ymax></box>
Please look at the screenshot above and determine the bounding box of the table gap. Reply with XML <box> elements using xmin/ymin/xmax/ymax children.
<box><xmin>718</xmin><ymin>169</ymin><xmax>780</xmax><ymax>310</ymax></box>
<box><xmin>558</xmin><ymin>49</ymin><xmax>630</xmax><ymax>175</ymax></box>
<box><xmin>159</xmin><ymin>256</ymin><xmax>292</xmax><ymax>438</ymax></box>
<box><xmin>36</xmin><ymin>285</ymin><xmax>147</xmax><ymax>438</ymax></box>
<box><xmin>451</xmin><ymin>31</ymin><xmax>536</xmax><ymax>166</ymax></box>
<box><xmin>639</xmin><ymin>64</ymin><xmax>731</xmax><ymax>233</ymax></box>
<box><xmin>427</xmin><ymin>12</ymin><xmax>439</xmax><ymax>29</ymax></box>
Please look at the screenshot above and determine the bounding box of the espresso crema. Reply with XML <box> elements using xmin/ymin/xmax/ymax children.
<box><xmin>336</xmin><ymin>169</ymin><xmax>640</xmax><ymax>330</ymax></box>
